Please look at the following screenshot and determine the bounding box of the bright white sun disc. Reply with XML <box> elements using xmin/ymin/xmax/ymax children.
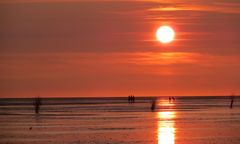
<box><xmin>156</xmin><ymin>26</ymin><xmax>175</xmax><ymax>43</ymax></box>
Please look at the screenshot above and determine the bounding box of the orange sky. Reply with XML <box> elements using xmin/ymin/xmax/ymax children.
<box><xmin>0</xmin><ymin>0</ymin><xmax>240</xmax><ymax>97</ymax></box>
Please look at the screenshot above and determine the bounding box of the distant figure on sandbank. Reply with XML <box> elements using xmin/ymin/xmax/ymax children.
<box><xmin>128</xmin><ymin>95</ymin><xmax>135</xmax><ymax>103</ymax></box>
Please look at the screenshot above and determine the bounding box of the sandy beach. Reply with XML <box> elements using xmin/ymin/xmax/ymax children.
<box><xmin>0</xmin><ymin>96</ymin><xmax>239</xmax><ymax>144</ymax></box>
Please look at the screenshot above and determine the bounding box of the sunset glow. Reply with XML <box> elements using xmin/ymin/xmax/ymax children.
<box><xmin>0</xmin><ymin>0</ymin><xmax>240</xmax><ymax>97</ymax></box>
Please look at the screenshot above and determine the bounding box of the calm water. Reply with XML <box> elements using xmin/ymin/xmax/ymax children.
<box><xmin>0</xmin><ymin>96</ymin><xmax>240</xmax><ymax>144</ymax></box>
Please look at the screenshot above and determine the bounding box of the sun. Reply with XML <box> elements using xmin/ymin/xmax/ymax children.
<box><xmin>156</xmin><ymin>25</ymin><xmax>175</xmax><ymax>44</ymax></box>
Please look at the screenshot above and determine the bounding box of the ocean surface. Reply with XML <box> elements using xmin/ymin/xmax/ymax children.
<box><xmin>0</xmin><ymin>96</ymin><xmax>240</xmax><ymax>144</ymax></box>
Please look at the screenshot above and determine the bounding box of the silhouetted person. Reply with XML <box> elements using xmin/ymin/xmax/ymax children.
<box><xmin>128</xmin><ymin>95</ymin><xmax>131</xmax><ymax>103</ymax></box>
<box><xmin>151</xmin><ymin>99</ymin><xmax>156</xmax><ymax>111</ymax></box>
<box><xmin>169</xmin><ymin>97</ymin><xmax>171</xmax><ymax>103</ymax></box>
<box><xmin>230</xmin><ymin>95</ymin><xmax>234</xmax><ymax>109</ymax></box>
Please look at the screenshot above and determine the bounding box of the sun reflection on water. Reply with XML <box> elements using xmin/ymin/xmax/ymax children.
<box><xmin>157</xmin><ymin>108</ymin><xmax>176</xmax><ymax>144</ymax></box>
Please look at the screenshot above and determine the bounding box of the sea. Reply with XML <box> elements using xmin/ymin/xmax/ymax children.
<box><xmin>0</xmin><ymin>96</ymin><xmax>239</xmax><ymax>144</ymax></box>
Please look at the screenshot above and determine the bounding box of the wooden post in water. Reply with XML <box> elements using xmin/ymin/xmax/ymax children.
<box><xmin>230</xmin><ymin>95</ymin><xmax>234</xmax><ymax>109</ymax></box>
<box><xmin>34</xmin><ymin>96</ymin><xmax>41</xmax><ymax>114</ymax></box>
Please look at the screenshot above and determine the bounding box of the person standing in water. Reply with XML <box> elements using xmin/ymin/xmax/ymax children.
<box><xmin>169</xmin><ymin>97</ymin><xmax>171</xmax><ymax>103</ymax></box>
<box><xmin>151</xmin><ymin>99</ymin><xmax>156</xmax><ymax>111</ymax></box>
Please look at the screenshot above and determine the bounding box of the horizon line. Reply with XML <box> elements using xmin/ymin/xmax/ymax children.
<box><xmin>0</xmin><ymin>95</ymin><xmax>239</xmax><ymax>99</ymax></box>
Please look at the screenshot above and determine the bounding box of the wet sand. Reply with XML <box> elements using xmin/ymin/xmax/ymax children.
<box><xmin>0</xmin><ymin>97</ymin><xmax>240</xmax><ymax>144</ymax></box>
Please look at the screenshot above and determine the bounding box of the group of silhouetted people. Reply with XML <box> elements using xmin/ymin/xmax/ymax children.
<box><xmin>169</xmin><ymin>97</ymin><xmax>176</xmax><ymax>103</ymax></box>
<box><xmin>128</xmin><ymin>95</ymin><xmax>135</xmax><ymax>103</ymax></box>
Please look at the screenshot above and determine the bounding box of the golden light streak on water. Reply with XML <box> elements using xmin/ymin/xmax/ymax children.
<box><xmin>157</xmin><ymin>100</ymin><xmax>176</xmax><ymax>144</ymax></box>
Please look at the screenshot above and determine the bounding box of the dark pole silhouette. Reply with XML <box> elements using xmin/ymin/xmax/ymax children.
<box><xmin>230</xmin><ymin>95</ymin><xmax>234</xmax><ymax>109</ymax></box>
<box><xmin>34</xmin><ymin>96</ymin><xmax>42</xmax><ymax>114</ymax></box>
